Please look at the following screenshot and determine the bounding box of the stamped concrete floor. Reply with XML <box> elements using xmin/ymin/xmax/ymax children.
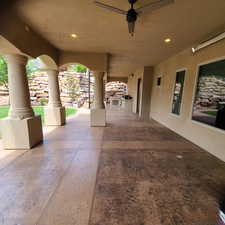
<box><xmin>0</xmin><ymin>108</ymin><xmax>225</xmax><ymax>225</ymax></box>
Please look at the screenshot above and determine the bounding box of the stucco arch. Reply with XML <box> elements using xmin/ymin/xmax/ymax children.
<box><xmin>0</xmin><ymin>35</ymin><xmax>22</xmax><ymax>56</ymax></box>
<box><xmin>59</xmin><ymin>52</ymin><xmax>108</xmax><ymax>72</ymax></box>
<box><xmin>59</xmin><ymin>62</ymin><xmax>90</xmax><ymax>71</ymax></box>
<box><xmin>37</xmin><ymin>55</ymin><xmax>58</xmax><ymax>70</ymax></box>
<box><xmin>1</xmin><ymin>10</ymin><xmax>58</xmax><ymax>63</ymax></box>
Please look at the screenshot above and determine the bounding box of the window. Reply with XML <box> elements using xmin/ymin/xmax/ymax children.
<box><xmin>157</xmin><ymin>77</ymin><xmax>161</xmax><ymax>86</ymax></box>
<box><xmin>172</xmin><ymin>70</ymin><xmax>186</xmax><ymax>115</ymax></box>
<box><xmin>192</xmin><ymin>59</ymin><xmax>225</xmax><ymax>130</ymax></box>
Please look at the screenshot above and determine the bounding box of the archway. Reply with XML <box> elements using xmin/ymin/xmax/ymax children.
<box><xmin>59</xmin><ymin>63</ymin><xmax>93</xmax><ymax>109</ymax></box>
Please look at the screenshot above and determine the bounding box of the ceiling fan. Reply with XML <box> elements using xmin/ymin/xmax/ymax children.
<box><xmin>94</xmin><ymin>0</ymin><xmax>174</xmax><ymax>36</ymax></box>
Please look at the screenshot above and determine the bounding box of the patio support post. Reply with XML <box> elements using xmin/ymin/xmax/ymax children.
<box><xmin>91</xmin><ymin>71</ymin><xmax>106</xmax><ymax>126</ymax></box>
<box><xmin>44</xmin><ymin>69</ymin><xmax>65</xmax><ymax>126</ymax></box>
<box><xmin>0</xmin><ymin>54</ymin><xmax>43</xmax><ymax>149</ymax></box>
<box><xmin>94</xmin><ymin>71</ymin><xmax>105</xmax><ymax>109</ymax></box>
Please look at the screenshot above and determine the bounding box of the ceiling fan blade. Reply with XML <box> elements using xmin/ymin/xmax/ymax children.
<box><xmin>94</xmin><ymin>1</ymin><xmax>127</xmax><ymax>15</ymax></box>
<box><xmin>136</xmin><ymin>0</ymin><xmax>174</xmax><ymax>14</ymax></box>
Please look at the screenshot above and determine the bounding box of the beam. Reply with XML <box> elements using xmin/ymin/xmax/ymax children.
<box><xmin>59</xmin><ymin>51</ymin><xmax>108</xmax><ymax>72</ymax></box>
<box><xmin>0</xmin><ymin>9</ymin><xmax>59</xmax><ymax>63</ymax></box>
<box><xmin>108</xmin><ymin>77</ymin><xmax>128</xmax><ymax>83</ymax></box>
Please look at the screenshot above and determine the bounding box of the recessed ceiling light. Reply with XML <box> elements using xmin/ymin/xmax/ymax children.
<box><xmin>25</xmin><ymin>25</ymin><xmax>30</xmax><ymax>32</ymax></box>
<box><xmin>71</xmin><ymin>34</ymin><xmax>77</xmax><ymax>38</ymax></box>
<box><xmin>164</xmin><ymin>38</ymin><xmax>171</xmax><ymax>43</ymax></box>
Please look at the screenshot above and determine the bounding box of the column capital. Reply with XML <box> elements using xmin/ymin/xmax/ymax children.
<box><xmin>43</xmin><ymin>69</ymin><xmax>59</xmax><ymax>73</ymax></box>
<box><xmin>93</xmin><ymin>71</ymin><xmax>105</xmax><ymax>78</ymax></box>
<box><xmin>4</xmin><ymin>54</ymin><xmax>28</xmax><ymax>65</ymax></box>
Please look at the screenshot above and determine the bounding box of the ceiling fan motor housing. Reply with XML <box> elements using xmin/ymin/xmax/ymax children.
<box><xmin>126</xmin><ymin>8</ymin><xmax>137</xmax><ymax>23</ymax></box>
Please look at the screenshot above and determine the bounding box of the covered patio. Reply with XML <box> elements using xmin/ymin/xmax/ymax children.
<box><xmin>0</xmin><ymin>108</ymin><xmax>224</xmax><ymax>224</ymax></box>
<box><xmin>0</xmin><ymin>0</ymin><xmax>225</xmax><ymax>224</ymax></box>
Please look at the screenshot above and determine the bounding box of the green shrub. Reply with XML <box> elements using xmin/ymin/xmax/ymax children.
<box><xmin>39</xmin><ymin>98</ymin><xmax>48</xmax><ymax>106</ymax></box>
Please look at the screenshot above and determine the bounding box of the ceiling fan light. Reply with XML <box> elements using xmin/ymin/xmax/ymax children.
<box><xmin>128</xmin><ymin>22</ymin><xmax>135</xmax><ymax>36</ymax></box>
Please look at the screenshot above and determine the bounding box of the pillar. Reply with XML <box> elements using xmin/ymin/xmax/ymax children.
<box><xmin>0</xmin><ymin>54</ymin><xmax>43</xmax><ymax>149</ymax></box>
<box><xmin>44</xmin><ymin>69</ymin><xmax>65</xmax><ymax>126</ymax></box>
<box><xmin>140</xmin><ymin>66</ymin><xmax>154</xmax><ymax>120</ymax></box>
<box><xmin>90</xmin><ymin>71</ymin><xmax>106</xmax><ymax>126</ymax></box>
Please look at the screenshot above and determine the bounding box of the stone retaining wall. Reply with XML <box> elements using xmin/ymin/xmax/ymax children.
<box><xmin>0</xmin><ymin>72</ymin><xmax>127</xmax><ymax>107</ymax></box>
<box><xmin>196</xmin><ymin>76</ymin><xmax>225</xmax><ymax>107</ymax></box>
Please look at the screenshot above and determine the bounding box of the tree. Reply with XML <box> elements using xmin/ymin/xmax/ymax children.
<box><xmin>26</xmin><ymin>58</ymin><xmax>40</xmax><ymax>75</ymax></box>
<box><xmin>68</xmin><ymin>64</ymin><xmax>87</xmax><ymax>73</ymax></box>
<box><xmin>0</xmin><ymin>56</ymin><xmax>8</xmax><ymax>89</ymax></box>
<box><xmin>62</xmin><ymin>74</ymin><xmax>80</xmax><ymax>102</ymax></box>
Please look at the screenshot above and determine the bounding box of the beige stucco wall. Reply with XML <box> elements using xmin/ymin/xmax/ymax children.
<box><xmin>108</xmin><ymin>77</ymin><xmax>128</xmax><ymax>83</ymax></box>
<box><xmin>127</xmin><ymin>66</ymin><xmax>154</xmax><ymax>119</ymax></box>
<box><xmin>150</xmin><ymin>39</ymin><xmax>225</xmax><ymax>162</ymax></box>
<box><xmin>0</xmin><ymin>10</ymin><xmax>58</xmax><ymax>63</ymax></box>
<box><xmin>59</xmin><ymin>51</ymin><xmax>108</xmax><ymax>72</ymax></box>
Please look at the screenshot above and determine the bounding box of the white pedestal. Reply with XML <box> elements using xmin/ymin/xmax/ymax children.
<box><xmin>90</xmin><ymin>109</ymin><xmax>106</xmax><ymax>127</ymax></box>
<box><xmin>0</xmin><ymin>115</ymin><xmax>43</xmax><ymax>149</ymax></box>
<box><xmin>122</xmin><ymin>99</ymin><xmax>133</xmax><ymax>112</ymax></box>
<box><xmin>109</xmin><ymin>97</ymin><xmax>121</xmax><ymax>109</ymax></box>
<box><xmin>44</xmin><ymin>107</ymin><xmax>66</xmax><ymax>126</ymax></box>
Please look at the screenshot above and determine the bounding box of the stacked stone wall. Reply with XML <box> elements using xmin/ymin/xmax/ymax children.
<box><xmin>105</xmin><ymin>82</ymin><xmax>127</xmax><ymax>99</ymax></box>
<box><xmin>0</xmin><ymin>73</ymin><xmax>128</xmax><ymax>107</ymax></box>
<box><xmin>196</xmin><ymin>76</ymin><xmax>225</xmax><ymax>107</ymax></box>
<box><xmin>0</xmin><ymin>71</ymin><xmax>95</xmax><ymax>107</ymax></box>
<box><xmin>0</xmin><ymin>88</ymin><xmax>9</xmax><ymax>105</ymax></box>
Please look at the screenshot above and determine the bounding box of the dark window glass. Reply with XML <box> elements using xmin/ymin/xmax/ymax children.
<box><xmin>172</xmin><ymin>70</ymin><xmax>185</xmax><ymax>115</ymax></box>
<box><xmin>157</xmin><ymin>77</ymin><xmax>161</xmax><ymax>86</ymax></box>
<box><xmin>192</xmin><ymin>59</ymin><xmax>225</xmax><ymax>131</ymax></box>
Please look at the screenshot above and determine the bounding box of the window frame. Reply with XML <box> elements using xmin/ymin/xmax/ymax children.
<box><xmin>170</xmin><ymin>68</ymin><xmax>187</xmax><ymax>117</ymax></box>
<box><xmin>190</xmin><ymin>56</ymin><xmax>225</xmax><ymax>134</ymax></box>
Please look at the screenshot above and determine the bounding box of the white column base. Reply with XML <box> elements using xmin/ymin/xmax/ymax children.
<box><xmin>44</xmin><ymin>106</ymin><xmax>66</xmax><ymax>126</ymax></box>
<box><xmin>90</xmin><ymin>109</ymin><xmax>106</xmax><ymax>127</ymax></box>
<box><xmin>0</xmin><ymin>115</ymin><xmax>43</xmax><ymax>149</ymax></box>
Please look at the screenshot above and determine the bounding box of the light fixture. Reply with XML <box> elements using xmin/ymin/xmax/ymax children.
<box><xmin>164</xmin><ymin>38</ymin><xmax>171</xmax><ymax>43</ymax></box>
<box><xmin>25</xmin><ymin>25</ymin><xmax>30</xmax><ymax>32</ymax></box>
<box><xmin>192</xmin><ymin>31</ymin><xmax>225</xmax><ymax>53</ymax></box>
<box><xmin>71</xmin><ymin>34</ymin><xmax>77</xmax><ymax>38</ymax></box>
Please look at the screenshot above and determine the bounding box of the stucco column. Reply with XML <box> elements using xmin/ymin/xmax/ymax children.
<box><xmin>47</xmin><ymin>69</ymin><xmax>62</xmax><ymax>107</ymax></box>
<box><xmin>0</xmin><ymin>54</ymin><xmax>43</xmax><ymax>149</ymax></box>
<box><xmin>6</xmin><ymin>54</ymin><xmax>34</xmax><ymax>119</ymax></box>
<box><xmin>44</xmin><ymin>69</ymin><xmax>65</xmax><ymax>126</ymax></box>
<box><xmin>93</xmin><ymin>71</ymin><xmax>105</xmax><ymax>109</ymax></box>
<box><xmin>91</xmin><ymin>71</ymin><xmax>106</xmax><ymax>126</ymax></box>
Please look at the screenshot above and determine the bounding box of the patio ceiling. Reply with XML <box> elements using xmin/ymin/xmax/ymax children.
<box><xmin>12</xmin><ymin>0</ymin><xmax>225</xmax><ymax>76</ymax></box>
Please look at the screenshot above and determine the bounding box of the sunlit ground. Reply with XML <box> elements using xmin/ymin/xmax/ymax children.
<box><xmin>0</xmin><ymin>107</ymin><xmax>82</xmax><ymax>169</ymax></box>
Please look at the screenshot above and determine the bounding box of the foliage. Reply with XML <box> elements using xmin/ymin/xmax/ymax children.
<box><xmin>26</xmin><ymin>59</ymin><xmax>40</xmax><ymax>75</ymax></box>
<box><xmin>202</xmin><ymin>110</ymin><xmax>217</xmax><ymax>117</ymax></box>
<box><xmin>0</xmin><ymin>57</ymin><xmax>39</xmax><ymax>89</ymax></box>
<box><xmin>62</xmin><ymin>74</ymin><xmax>80</xmax><ymax>102</ymax></box>
<box><xmin>39</xmin><ymin>98</ymin><xmax>48</xmax><ymax>106</ymax></box>
<box><xmin>68</xmin><ymin>64</ymin><xmax>87</xmax><ymax>73</ymax></box>
<box><xmin>0</xmin><ymin>56</ymin><xmax>8</xmax><ymax>89</ymax></box>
